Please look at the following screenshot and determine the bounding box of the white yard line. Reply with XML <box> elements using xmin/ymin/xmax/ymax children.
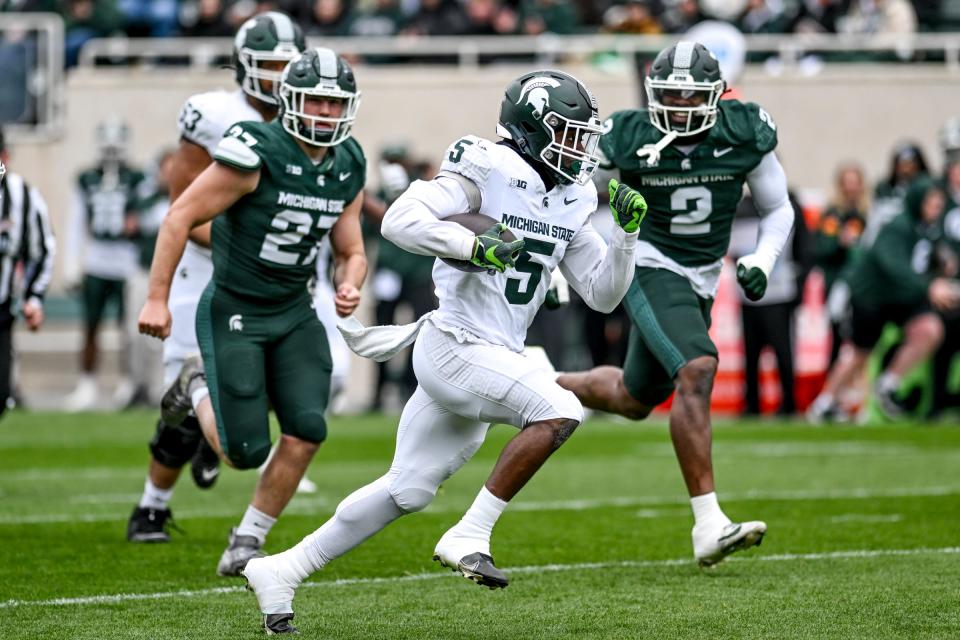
<box><xmin>1</xmin><ymin>546</ymin><xmax>957</xmax><ymax>610</ymax></box>
<box><xmin>1</xmin><ymin>485</ymin><xmax>957</xmax><ymax>525</ymax></box>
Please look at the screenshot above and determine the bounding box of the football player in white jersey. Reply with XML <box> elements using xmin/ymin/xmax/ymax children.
<box><xmin>127</xmin><ymin>11</ymin><xmax>305</xmax><ymax>544</ymax></box>
<box><xmin>242</xmin><ymin>69</ymin><xmax>647</xmax><ymax>634</ymax></box>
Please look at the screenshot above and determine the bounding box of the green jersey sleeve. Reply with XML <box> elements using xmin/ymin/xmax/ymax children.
<box><xmin>213</xmin><ymin>121</ymin><xmax>265</xmax><ymax>172</ymax></box>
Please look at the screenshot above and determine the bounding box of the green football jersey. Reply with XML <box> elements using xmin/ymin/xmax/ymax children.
<box><xmin>212</xmin><ymin>119</ymin><xmax>366</xmax><ymax>302</ymax></box>
<box><xmin>599</xmin><ymin>100</ymin><xmax>778</xmax><ymax>267</ymax></box>
<box><xmin>76</xmin><ymin>164</ymin><xmax>145</xmax><ymax>241</ymax></box>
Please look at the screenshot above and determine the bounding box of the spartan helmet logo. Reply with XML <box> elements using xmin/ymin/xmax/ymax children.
<box><xmin>517</xmin><ymin>76</ymin><xmax>561</xmax><ymax>119</ymax></box>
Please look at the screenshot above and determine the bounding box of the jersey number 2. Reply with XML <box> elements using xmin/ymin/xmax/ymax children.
<box><xmin>505</xmin><ymin>238</ymin><xmax>556</xmax><ymax>305</ymax></box>
<box><xmin>259</xmin><ymin>210</ymin><xmax>319</xmax><ymax>266</ymax></box>
<box><xmin>669</xmin><ymin>186</ymin><xmax>713</xmax><ymax>236</ymax></box>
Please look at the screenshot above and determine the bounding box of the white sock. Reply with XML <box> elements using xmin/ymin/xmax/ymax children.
<box><xmin>236</xmin><ymin>505</ymin><xmax>276</xmax><ymax>545</ymax></box>
<box><xmin>190</xmin><ymin>386</ymin><xmax>209</xmax><ymax>412</ymax></box>
<box><xmin>450</xmin><ymin>486</ymin><xmax>509</xmax><ymax>542</ymax></box>
<box><xmin>690</xmin><ymin>492</ymin><xmax>730</xmax><ymax>529</ymax></box>
<box><xmin>138</xmin><ymin>478</ymin><xmax>173</xmax><ymax>510</ymax></box>
<box><xmin>877</xmin><ymin>372</ymin><xmax>901</xmax><ymax>393</ymax></box>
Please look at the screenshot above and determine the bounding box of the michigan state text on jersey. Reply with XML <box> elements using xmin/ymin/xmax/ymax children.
<box><xmin>137</xmin><ymin>47</ymin><xmax>367</xmax><ymax>586</ymax></box>
<box><xmin>558</xmin><ymin>41</ymin><xmax>794</xmax><ymax>568</ymax></box>
<box><xmin>243</xmin><ymin>69</ymin><xmax>643</xmax><ymax>635</ymax></box>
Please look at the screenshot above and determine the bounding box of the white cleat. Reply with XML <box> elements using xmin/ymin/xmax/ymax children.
<box><xmin>242</xmin><ymin>556</ymin><xmax>300</xmax><ymax>633</ymax></box>
<box><xmin>693</xmin><ymin>520</ymin><xmax>767</xmax><ymax>567</ymax></box>
<box><xmin>63</xmin><ymin>376</ymin><xmax>99</xmax><ymax>412</ymax></box>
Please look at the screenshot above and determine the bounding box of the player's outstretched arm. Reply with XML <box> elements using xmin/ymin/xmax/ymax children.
<box><xmin>330</xmin><ymin>191</ymin><xmax>368</xmax><ymax>317</ymax></box>
<box><xmin>140</xmin><ymin>162</ymin><xmax>258</xmax><ymax>339</ymax></box>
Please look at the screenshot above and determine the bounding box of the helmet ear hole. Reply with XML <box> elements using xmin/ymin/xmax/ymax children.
<box><xmin>521</xmin><ymin>121</ymin><xmax>538</xmax><ymax>134</ymax></box>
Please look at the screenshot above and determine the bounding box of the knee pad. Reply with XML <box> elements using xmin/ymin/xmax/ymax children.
<box><xmin>149</xmin><ymin>416</ymin><xmax>202</xmax><ymax>468</ymax></box>
<box><xmin>387</xmin><ymin>468</ymin><xmax>439</xmax><ymax>514</ymax></box>
<box><xmin>225</xmin><ymin>440</ymin><xmax>271</xmax><ymax>470</ymax></box>
<box><xmin>284</xmin><ymin>411</ymin><xmax>327</xmax><ymax>445</ymax></box>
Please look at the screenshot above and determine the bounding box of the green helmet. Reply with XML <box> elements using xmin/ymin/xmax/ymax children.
<box><xmin>279</xmin><ymin>47</ymin><xmax>361</xmax><ymax>147</ymax></box>
<box><xmin>645</xmin><ymin>41</ymin><xmax>726</xmax><ymax>137</ymax></box>
<box><xmin>233</xmin><ymin>11</ymin><xmax>306</xmax><ymax>106</ymax></box>
<box><xmin>496</xmin><ymin>69</ymin><xmax>603</xmax><ymax>186</ymax></box>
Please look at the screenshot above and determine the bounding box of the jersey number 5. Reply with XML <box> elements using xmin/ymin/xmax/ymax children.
<box><xmin>669</xmin><ymin>186</ymin><xmax>713</xmax><ymax>236</ymax></box>
<box><xmin>505</xmin><ymin>238</ymin><xmax>556</xmax><ymax>305</ymax></box>
<box><xmin>448</xmin><ymin>139</ymin><xmax>474</xmax><ymax>163</ymax></box>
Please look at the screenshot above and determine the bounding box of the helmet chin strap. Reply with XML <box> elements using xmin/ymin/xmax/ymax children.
<box><xmin>636</xmin><ymin>130</ymin><xmax>679</xmax><ymax>167</ymax></box>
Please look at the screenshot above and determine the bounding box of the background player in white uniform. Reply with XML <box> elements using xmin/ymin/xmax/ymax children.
<box><xmin>127</xmin><ymin>11</ymin><xmax>305</xmax><ymax>543</ymax></box>
<box><xmin>243</xmin><ymin>69</ymin><xmax>647</xmax><ymax>635</ymax></box>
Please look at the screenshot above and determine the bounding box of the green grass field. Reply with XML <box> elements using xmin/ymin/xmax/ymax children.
<box><xmin>2</xmin><ymin>410</ymin><xmax>959</xmax><ymax>639</ymax></box>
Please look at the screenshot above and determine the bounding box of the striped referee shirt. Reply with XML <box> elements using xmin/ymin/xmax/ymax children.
<box><xmin>0</xmin><ymin>171</ymin><xmax>55</xmax><ymax>309</ymax></box>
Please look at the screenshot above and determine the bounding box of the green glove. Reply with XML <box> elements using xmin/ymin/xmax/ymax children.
<box><xmin>470</xmin><ymin>223</ymin><xmax>525</xmax><ymax>273</ymax></box>
<box><xmin>736</xmin><ymin>262</ymin><xmax>768</xmax><ymax>301</ymax></box>
<box><xmin>608</xmin><ymin>178</ymin><xmax>647</xmax><ymax>233</ymax></box>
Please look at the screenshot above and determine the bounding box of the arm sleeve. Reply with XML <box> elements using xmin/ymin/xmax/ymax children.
<box><xmin>745</xmin><ymin>152</ymin><xmax>795</xmax><ymax>276</ymax></box>
<box><xmin>558</xmin><ymin>222</ymin><xmax>637</xmax><ymax>313</ymax></box>
<box><xmin>22</xmin><ymin>185</ymin><xmax>56</xmax><ymax>301</ymax></box>
<box><xmin>380</xmin><ymin>177</ymin><xmax>478</xmax><ymax>260</ymax></box>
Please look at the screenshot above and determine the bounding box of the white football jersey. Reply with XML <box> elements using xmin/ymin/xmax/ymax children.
<box><xmin>164</xmin><ymin>89</ymin><xmax>263</xmax><ymax>375</ymax></box>
<box><xmin>430</xmin><ymin>136</ymin><xmax>599</xmax><ymax>352</ymax></box>
<box><xmin>177</xmin><ymin>89</ymin><xmax>263</xmax><ymax>156</ymax></box>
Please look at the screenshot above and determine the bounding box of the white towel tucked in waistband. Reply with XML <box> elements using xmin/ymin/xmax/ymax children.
<box><xmin>336</xmin><ymin>312</ymin><xmax>436</xmax><ymax>362</ymax></box>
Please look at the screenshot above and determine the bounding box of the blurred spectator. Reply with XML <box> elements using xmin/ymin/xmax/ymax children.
<box><xmin>864</xmin><ymin>141</ymin><xmax>929</xmax><ymax>244</ymax></box>
<box><xmin>730</xmin><ymin>191</ymin><xmax>811</xmax><ymax>416</ymax></box>
<box><xmin>814</xmin><ymin>162</ymin><xmax>869</xmax><ymax>365</ymax></box>
<box><xmin>349</xmin><ymin>0</ymin><xmax>406</xmax><ymax>36</ymax></box>
<box><xmin>660</xmin><ymin>0</ymin><xmax>706</xmax><ymax>32</ymax></box>
<box><xmin>63</xmin><ymin>117</ymin><xmax>145</xmax><ymax>411</ymax></box>
<box><xmin>179</xmin><ymin>0</ymin><xmax>234</xmax><ymax>36</ymax></box>
<box><xmin>601</xmin><ymin>0</ymin><xmax>663</xmax><ymax>33</ymax></box>
<box><xmin>62</xmin><ymin>0</ymin><xmax>124</xmax><ymax>67</ymax></box>
<box><xmin>0</xmin><ymin>131</ymin><xmax>56</xmax><ymax>418</ymax></box>
<box><xmin>808</xmin><ymin>179</ymin><xmax>960</xmax><ymax>423</ymax></box>
<box><xmin>788</xmin><ymin>0</ymin><xmax>850</xmax><ymax>33</ymax></box>
<box><xmin>518</xmin><ymin>0</ymin><xmax>579</xmax><ymax>34</ymax></box>
<box><xmin>118</xmin><ymin>0</ymin><xmax>178</xmax><ymax>36</ymax></box>
<box><xmin>837</xmin><ymin>0</ymin><xmax>917</xmax><ymax>35</ymax></box>
<box><xmin>931</xmin><ymin>155</ymin><xmax>960</xmax><ymax>417</ymax></box>
<box><xmin>303</xmin><ymin>0</ymin><xmax>355</xmax><ymax>35</ymax></box>
<box><xmin>837</xmin><ymin>0</ymin><xmax>917</xmax><ymax>60</ymax></box>
<box><xmin>402</xmin><ymin>0</ymin><xmax>469</xmax><ymax>35</ymax></box>
<box><xmin>737</xmin><ymin>0</ymin><xmax>789</xmax><ymax>32</ymax></box>
<box><xmin>122</xmin><ymin>147</ymin><xmax>173</xmax><ymax>408</ymax></box>
<box><xmin>462</xmin><ymin>0</ymin><xmax>519</xmax><ymax>35</ymax></box>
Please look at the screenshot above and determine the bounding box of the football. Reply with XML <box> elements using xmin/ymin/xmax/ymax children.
<box><xmin>440</xmin><ymin>212</ymin><xmax>518</xmax><ymax>272</ymax></box>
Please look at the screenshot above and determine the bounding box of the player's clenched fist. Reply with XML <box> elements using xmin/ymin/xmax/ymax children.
<box><xmin>334</xmin><ymin>283</ymin><xmax>362</xmax><ymax>318</ymax></box>
<box><xmin>470</xmin><ymin>223</ymin><xmax>525</xmax><ymax>273</ymax></box>
<box><xmin>139</xmin><ymin>298</ymin><xmax>172</xmax><ymax>339</ymax></box>
<box><xmin>608</xmin><ymin>179</ymin><xmax>647</xmax><ymax>234</ymax></box>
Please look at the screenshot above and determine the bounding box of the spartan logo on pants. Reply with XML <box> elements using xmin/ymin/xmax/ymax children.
<box><xmin>228</xmin><ymin>314</ymin><xmax>244</xmax><ymax>332</ymax></box>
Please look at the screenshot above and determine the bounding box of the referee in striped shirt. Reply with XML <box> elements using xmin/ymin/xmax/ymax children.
<box><xmin>0</xmin><ymin>130</ymin><xmax>56</xmax><ymax>416</ymax></box>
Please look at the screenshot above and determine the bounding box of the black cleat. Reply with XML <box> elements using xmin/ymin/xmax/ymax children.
<box><xmin>875</xmin><ymin>382</ymin><xmax>907</xmax><ymax>419</ymax></box>
<box><xmin>126</xmin><ymin>506</ymin><xmax>174</xmax><ymax>543</ymax></box>
<box><xmin>264</xmin><ymin>613</ymin><xmax>298</xmax><ymax>635</ymax></box>
<box><xmin>190</xmin><ymin>438</ymin><xmax>220</xmax><ymax>490</ymax></box>
<box><xmin>161</xmin><ymin>355</ymin><xmax>205</xmax><ymax>427</ymax></box>
<box><xmin>433</xmin><ymin>551</ymin><xmax>509</xmax><ymax>589</ymax></box>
